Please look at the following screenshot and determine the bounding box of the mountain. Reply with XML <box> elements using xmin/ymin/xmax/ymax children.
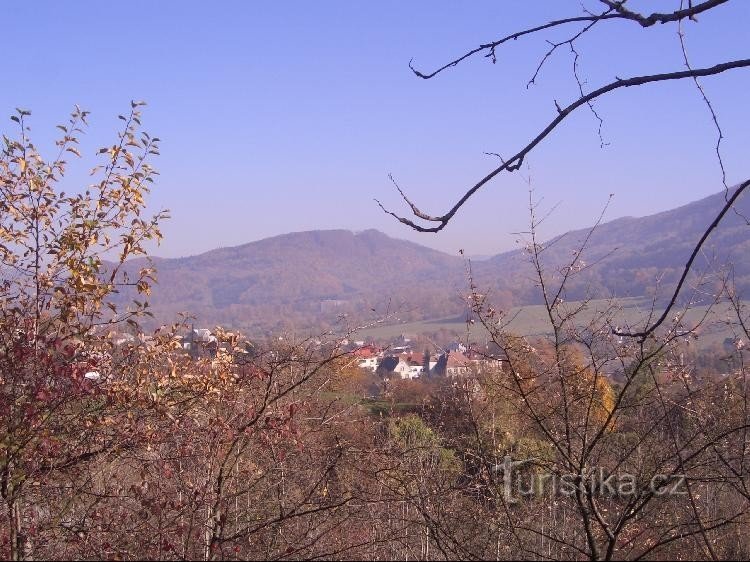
<box><xmin>110</xmin><ymin>187</ymin><xmax>750</xmax><ymax>334</ymax></box>
<box><xmin>474</xmin><ymin>186</ymin><xmax>750</xmax><ymax>305</ymax></box>
<box><xmin>112</xmin><ymin>229</ymin><xmax>470</xmax><ymax>334</ymax></box>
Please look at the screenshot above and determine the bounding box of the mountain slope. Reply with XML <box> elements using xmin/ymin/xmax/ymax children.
<box><xmin>113</xmin><ymin>229</ymin><xmax>469</xmax><ymax>333</ymax></box>
<box><xmin>111</xmin><ymin>187</ymin><xmax>750</xmax><ymax>334</ymax></box>
<box><xmin>475</xmin><ymin>186</ymin><xmax>750</xmax><ymax>304</ymax></box>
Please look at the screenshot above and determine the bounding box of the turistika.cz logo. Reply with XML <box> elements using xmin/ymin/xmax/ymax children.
<box><xmin>494</xmin><ymin>456</ymin><xmax>687</xmax><ymax>503</ymax></box>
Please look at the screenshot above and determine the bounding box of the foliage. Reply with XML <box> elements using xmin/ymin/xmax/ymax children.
<box><xmin>0</xmin><ymin>104</ymin><xmax>167</xmax><ymax>560</ymax></box>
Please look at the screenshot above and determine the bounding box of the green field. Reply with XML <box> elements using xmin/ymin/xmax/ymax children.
<box><xmin>355</xmin><ymin>296</ymin><xmax>742</xmax><ymax>349</ymax></box>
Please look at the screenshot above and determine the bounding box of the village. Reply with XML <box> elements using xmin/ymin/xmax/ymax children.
<box><xmin>344</xmin><ymin>336</ymin><xmax>504</xmax><ymax>380</ymax></box>
<box><xmin>174</xmin><ymin>327</ymin><xmax>505</xmax><ymax>381</ymax></box>
<box><xmin>83</xmin><ymin>323</ymin><xmax>744</xmax><ymax>391</ymax></box>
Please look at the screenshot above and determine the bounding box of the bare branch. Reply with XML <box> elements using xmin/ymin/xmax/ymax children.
<box><xmin>409</xmin><ymin>11</ymin><xmax>617</xmax><ymax>80</ymax></box>
<box><xmin>409</xmin><ymin>1</ymin><xmax>732</xmax><ymax>80</ymax></box>
<box><xmin>599</xmin><ymin>0</ymin><xmax>731</xmax><ymax>27</ymax></box>
<box><xmin>614</xmin><ymin>177</ymin><xmax>750</xmax><ymax>341</ymax></box>
<box><xmin>677</xmin><ymin>5</ymin><xmax>727</xmax><ymax>189</ymax></box>
<box><xmin>380</xmin><ymin>58</ymin><xmax>750</xmax><ymax>232</ymax></box>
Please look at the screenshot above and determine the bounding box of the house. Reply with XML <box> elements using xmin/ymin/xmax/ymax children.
<box><xmin>357</xmin><ymin>356</ymin><xmax>379</xmax><ymax>372</ymax></box>
<box><xmin>446</xmin><ymin>352</ymin><xmax>472</xmax><ymax>377</ymax></box>
<box><xmin>465</xmin><ymin>348</ymin><xmax>506</xmax><ymax>374</ymax></box>
<box><xmin>407</xmin><ymin>362</ymin><xmax>424</xmax><ymax>378</ymax></box>
<box><xmin>377</xmin><ymin>356</ymin><xmax>418</xmax><ymax>380</ymax></box>
<box><xmin>393</xmin><ymin>359</ymin><xmax>413</xmax><ymax>379</ymax></box>
<box><xmin>109</xmin><ymin>332</ymin><xmax>135</xmax><ymax>347</ymax></box>
<box><xmin>352</xmin><ymin>345</ymin><xmax>381</xmax><ymax>372</ymax></box>
<box><xmin>186</xmin><ymin>328</ymin><xmax>219</xmax><ymax>358</ymax></box>
<box><xmin>320</xmin><ymin>299</ymin><xmax>347</xmax><ymax>313</ymax></box>
<box><xmin>432</xmin><ymin>352</ymin><xmax>473</xmax><ymax>377</ymax></box>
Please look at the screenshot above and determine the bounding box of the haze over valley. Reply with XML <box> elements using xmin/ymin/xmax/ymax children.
<box><xmin>113</xmin><ymin>186</ymin><xmax>750</xmax><ymax>335</ymax></box>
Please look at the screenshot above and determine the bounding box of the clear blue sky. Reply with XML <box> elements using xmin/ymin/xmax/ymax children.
<box><xmin>3</xmin><ymin>1</ymin><xmax>749</xmax><ymax>258</ymax></box>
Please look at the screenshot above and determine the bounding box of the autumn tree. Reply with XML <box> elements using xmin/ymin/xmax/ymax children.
<box><xmin>0</xmin><ymin>105</ymin><xmax>447</xmax><ymax>562</ymax></box>
<box><xmin>0</xmin><ymin>103</ymin><xmax>169</xmax><ymax>560</ymax></box>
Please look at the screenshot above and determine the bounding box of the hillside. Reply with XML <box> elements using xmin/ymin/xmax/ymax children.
<box><xmin>110</xmin><ymin>187</ymin><xmax>750</xmax><ymax>334</ymax></box>
<box><xmin>112</xmin><ymin>229</ymin><xmax>470</xmax><ymax>333</ymax></box>
<box><xmin>475</xmin><ymin>185</ymin><xmax>750</xmax><ymax>305</ymax></box>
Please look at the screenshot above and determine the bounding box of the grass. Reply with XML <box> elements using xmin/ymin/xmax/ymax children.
<box><xmin>354</xmin><ymin>296</ymin><xmax>741</xmax><ymax>350</ymax></box>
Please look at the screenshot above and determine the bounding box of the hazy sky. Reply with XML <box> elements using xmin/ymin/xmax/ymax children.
<box><xmin>3</xmin><ymin>1</ymin><xmax>749</xmax><ymax>258</ymax></box>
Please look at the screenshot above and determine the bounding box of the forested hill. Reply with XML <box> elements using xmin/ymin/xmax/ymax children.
<box><xmin>474</xmin><ymin>185</ymin><xmax>750</xmax><ymax>305</ymax></box>
<box><xmin>111</xmin><ymin>187</ymin><xmax>750</xmax><ymax>333</ymax></box>
<box><xmin>112</xmin><ymin>229</ymin><xmax>469</xmax><ymax>333</ymax></box>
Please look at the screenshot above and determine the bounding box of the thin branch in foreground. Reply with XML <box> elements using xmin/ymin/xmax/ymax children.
<box><xmin>379</xmin><ymin>58</ymin><xmax>750</xmax><ymax>233</ymax></box>
<box><xmin>614</xmin><ymin>178</ymin><xmax>750</xmax><ymax>341</ymax></box>
<box><xmin>409</xmin><ymin>1</ymin><xmax>732</xmax><ymax>80</ymax></box>
<box><xmin>677</xmin><ymin>6</ymin><xmax>727</xmax><ymax>189</ymax></box>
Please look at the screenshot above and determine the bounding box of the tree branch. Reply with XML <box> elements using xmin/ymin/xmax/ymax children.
<box><xmin>379</xmin><ymin>58</ymin><xmax>750</xmax><ymax>232</ymax></box>
<box><xmin>614</xmin><ymin>177</ymin><xmax>750</xmax><ymax>341</ymax></box>
<box><xmin>409</xmin><ymin>1</ymin><xmax>732</xmax><ymax>80</ymax></box>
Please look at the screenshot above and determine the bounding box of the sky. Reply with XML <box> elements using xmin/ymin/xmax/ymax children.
<box><xmin>3</xmin><ymin>1</ymin><xmax>749</xmax><ymax>258</ymax></box>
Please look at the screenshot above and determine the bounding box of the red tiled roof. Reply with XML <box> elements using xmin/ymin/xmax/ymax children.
<box><xmin>446</xmin><ymin>352</ymin><xmax>472</xmax><ymax>368</ymax></box>
<box><xmin>352</xmin><ymin>345</ymin><xmax>379</xmax><ymax>358</ymax></box>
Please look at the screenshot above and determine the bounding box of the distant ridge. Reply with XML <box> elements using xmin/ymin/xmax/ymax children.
<box><xmin>474</xmin><ymin>185</ymin><xmax>750</xmax><ymax>304</ymax></box>
<box><xmin>113</xmin><ymin>229</ymin><xmax>469</xmax><ymax>334</ymax></box>
<box><xmin>112</xmin><ymin>187</ymin><xmax>750</xmax><ymax>333</ymax></box>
